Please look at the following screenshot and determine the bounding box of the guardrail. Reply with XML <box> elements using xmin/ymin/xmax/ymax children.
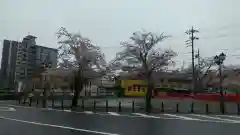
<box><xmin>154</xmin><ymin>92</ymin><xmax>240</xmax><ymax>102</ymax></box>
<box><xmin>15</xmin><ymin>95</ymin><xmax>240</xmax><ymax>115</ymax></box>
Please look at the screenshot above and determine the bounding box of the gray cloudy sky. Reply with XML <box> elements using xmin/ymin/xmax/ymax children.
<box><xmin>0</xmin><ymin>0</ymin><xmax>239</xmax><ymax>68</ymax></box>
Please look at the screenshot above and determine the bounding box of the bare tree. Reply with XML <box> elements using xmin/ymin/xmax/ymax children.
<box><xmin>197</xmin><ymin>57</ymin><xmax>215</xmax><ymax>89</ymax></box>
<box><xmin>111</xmin><ymin>31</ymin><xmax>177</xmax><ymax>113</ymax></box>
<box><xmin>183</xmin><ymin>56</ymin><xmax>216</xmax><ymax>90</ymax></box>
<box><xmin>56</xmin><ymin>27</ymin><xmax>107</xmax><ymax>107</ymax></box>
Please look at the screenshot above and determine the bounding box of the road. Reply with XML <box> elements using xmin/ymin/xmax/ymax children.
<box><xmin>0</xmin><ymin>101</ymin><xmax>239</xmax><ymax>135</ymax></box>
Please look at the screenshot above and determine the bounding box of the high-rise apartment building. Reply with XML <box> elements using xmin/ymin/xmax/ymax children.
<box><xmin>0</xmin><ymin>35</ymin><xmax>58</xmax><ymax>89</ymax></box>
<box><xmin>0</xmin><ymin>40</ymin><xmax>19</xmax><ymax>89</ymax></box>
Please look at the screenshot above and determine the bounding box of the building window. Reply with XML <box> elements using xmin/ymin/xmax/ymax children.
<box><xmin>128</xmin><ymin>86</ymin><xmax>132</xmax><ymax>91</ymax></box>
<box><xmin>137</xmin><ymin>87</ymin><xmax>140</xmax><ymax>92</ymax></box>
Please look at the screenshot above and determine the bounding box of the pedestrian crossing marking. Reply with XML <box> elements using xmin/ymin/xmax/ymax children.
<box><xmin>0</xmin><ymin>107</ymin><xmax>16</xmax><ymax>112</ymax></box>
<box><xmin>9</xmin><ymin>108</ymin><xmax>16</xmax><ymax>111</ymax></box>
<box><xmin>217</xmin><ymin>115</ymin><xmax>240</xmax><ymax>119</ymax></box>
<box><xmin>108</xmin><ymin>112</ymin><xmax>120</xmax><ymax>116</ymax></box>
<box><xmin>133</xmin><ymin>113</ymin><xmax>150</xmax><ymax>117</ymax></box>
<box><xmin>132</xmin><ymin>113</ymin><xmax>163</xmax><ymax>119</ymax></box>
<box><xmin>189</xmin><ymin>114</ymin><xmax>240</xmax><ymax>123</ymax></box>
<box><xmin>162</xmin><ymin>113</ymin><xmax>201</xmax><ymax>121</ymax></box>
<box><xmin>84</xmin><ymin>111</ymin><xmax>94</xmax><ymax>114</ymax></box>
<box><xmin>63</xmin><ymin>109</ymin><xmax>71</xmax><ymax>112</ymax></box>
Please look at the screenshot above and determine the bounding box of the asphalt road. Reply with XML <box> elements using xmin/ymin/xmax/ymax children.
<box><xmin>0</xmin><ymin>101</ymin><xmax>239</xmax><ymax>135</ymax></box>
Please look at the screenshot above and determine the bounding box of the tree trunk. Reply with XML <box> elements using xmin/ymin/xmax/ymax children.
<box><xmin>42</xmin><ymin>81</ymin><xmax>50</xmax><ymax>108</ymax></box>
<box><xmin>42</xmin><ymin>88</ymin><xmax>47</xmax><ymax>108</ymax></box>
<box><xmin>144</xmin><ymin>69</ymin><xmax>154</xmax><ymax>113</ymax></box>
<box><xmin>71</xmin><ymin>84</ymin><xmax>82</xmax><ymax>107</ymax></box>
<box><xmin>145</xmin><ymin>70</ymin><xmax>154</xmax><ymax>114</ymax></box>
<box><xmin>145</xmin><ymin>83</ymin><xmax>153</xmax><ymax>113</ymax></box>
<box><xmin>71</xmin><ymin>68</ymin><xmax>83</xmax><ymax>107</ymax></box>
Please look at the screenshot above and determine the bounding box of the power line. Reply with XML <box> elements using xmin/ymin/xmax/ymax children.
<box><xmin>99</xmin><ymin>46</ymin><xmax>122</xmax><ymax>49</ymax></box>
<box><xmin>169</xmin><ymin>24</ymin><xmax>240</xmax><ymax>41</ymax></box>
<box><xmin>199</xmin><ymin>23</ymin><xmax>240</xmax><ymax>33</ymax></box>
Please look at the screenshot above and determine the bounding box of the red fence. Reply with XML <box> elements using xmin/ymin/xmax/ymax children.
<box><xmin>154</xmin><ymin>92</ymin><xmax>240</xmax><ymax>102</ymax></box>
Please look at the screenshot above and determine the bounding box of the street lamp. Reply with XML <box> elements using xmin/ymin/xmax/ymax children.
<box><xmin>214</xmin><ymin>52</ymin><xmax>226</xmax><ymax>114</ymax></box>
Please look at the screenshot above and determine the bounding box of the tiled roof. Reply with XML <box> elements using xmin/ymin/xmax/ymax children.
<box><xmin>119</xmin><ymin>71</ymin><xmax>192</xmax><ymax>81</ymax></box>
<box><xmin>41</xmin><ymin>68</ymin><xmax>102</xmax><ymax>78</ymax></box>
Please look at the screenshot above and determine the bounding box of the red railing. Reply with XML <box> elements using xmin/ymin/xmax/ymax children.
<box><xmin>154</xmin><ymin>92</ymin><xmax>240</xmax><ymax>102</ymax></box>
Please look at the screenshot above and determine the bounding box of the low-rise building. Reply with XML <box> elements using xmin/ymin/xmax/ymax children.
<box><xmin>119</xmin><ymin>71</ymin><xmax>192</xmax><ymax>96</ymax></box>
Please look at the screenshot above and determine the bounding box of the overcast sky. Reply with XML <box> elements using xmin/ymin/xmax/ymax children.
<box><xmin>0</xmin><ymin>0</ymin><xmax>239</xmax><ymax>69</ymax></box>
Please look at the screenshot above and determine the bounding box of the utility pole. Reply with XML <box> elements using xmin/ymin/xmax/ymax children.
<box><xmin>214</xmin><ymin>52</ymin><xmax>226</xmax><ymax>114</ymax></box>
<box><xmin>196</xmin><ymin>49</ymin><xmax>200</xmax><ymax>71</ymax></box>
<box><xmin>185</xmin><ymin>26</ymin><xmax>199</xmax><ymax>92</ymax></box>
<box><xmin>195</xmin><ymin>48</ymin><xmax>200</xmax><ymax>89</ymax></box>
